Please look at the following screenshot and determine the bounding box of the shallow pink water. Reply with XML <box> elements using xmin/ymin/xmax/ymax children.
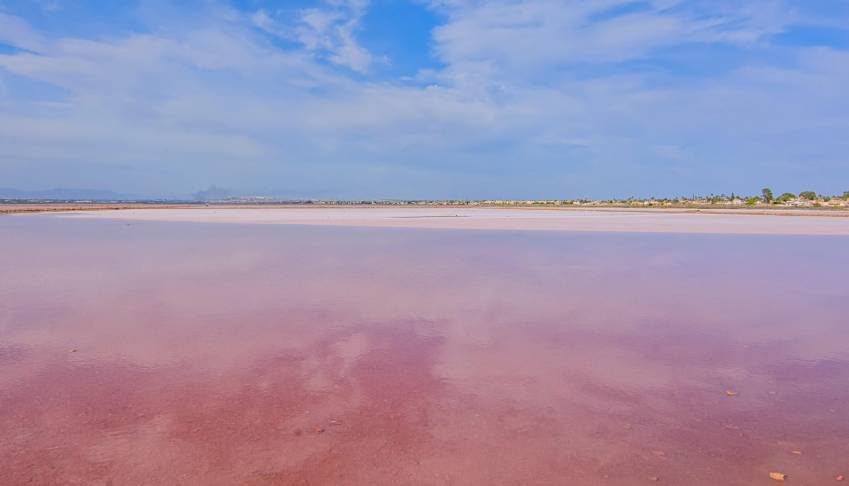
<box><xmin>1</xmin><ymin>216</ymin><xmax>848</xmax><ymax>485</ymax></box>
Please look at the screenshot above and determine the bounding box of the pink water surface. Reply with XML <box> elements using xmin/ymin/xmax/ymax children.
<box><xmin>1</xmin><ymin>215</ymin><xmax>848</xmax><ymax>485</ymax></box>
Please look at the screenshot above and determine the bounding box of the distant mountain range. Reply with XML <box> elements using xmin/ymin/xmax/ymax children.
<box><xmin>0</xmin><ymin>187</ymin><xmax>142</xmax><ymax>200</ymax></box>
<box><xmin>191</xmin><ymin>186</ymin><xmax>231</xmax><ymax>202</ymax></box>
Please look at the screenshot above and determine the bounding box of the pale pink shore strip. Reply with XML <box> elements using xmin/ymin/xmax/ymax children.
<box><xmin>53</xmin><ymin>208</ymin><xmax>849</xmax><ymax>235</ymax></box>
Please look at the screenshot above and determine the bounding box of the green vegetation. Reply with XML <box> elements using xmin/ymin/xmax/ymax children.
<box><xmin>4</xmin><ymin>187</ymin><xmax>846</xmax><ymax>210</ymax></box>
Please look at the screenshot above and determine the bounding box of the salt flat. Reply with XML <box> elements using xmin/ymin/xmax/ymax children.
<box><xmin>55</xmin><ymin>207</ymin><xmax>849</xmax><ymax>235</ymax></box>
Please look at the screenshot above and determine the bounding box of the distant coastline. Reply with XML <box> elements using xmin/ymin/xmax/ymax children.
<box><xmin>3</xmin><ymin>197</ymin><xmax>849</xmax><ymax>216</ymax></box>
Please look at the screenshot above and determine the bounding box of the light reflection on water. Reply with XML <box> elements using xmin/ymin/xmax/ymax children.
<box><xmin>1</xmin><ymin>216</ymin><xmax>848</xmax><ymax>485</ymax></box>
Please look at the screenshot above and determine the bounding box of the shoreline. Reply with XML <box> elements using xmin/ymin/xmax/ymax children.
<box><xmin>28</xmin><ymin>206</ymin><xmax>849</xmax><ymax>236</ymax></box>
<box><xmin>3</xmin><ymin>202</ymin><xmax>849</xmax><ymax>217</ymax></box>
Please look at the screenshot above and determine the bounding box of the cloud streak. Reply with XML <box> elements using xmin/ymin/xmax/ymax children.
<box><xmin>0</xmin><ymin>0</ymin><xmax>847</xmax><ymax>198</ymax></box>
<box><xmin>253</xmin><ymin>0</ymin><xmax>376</xmax><ymax>73</ymax></box>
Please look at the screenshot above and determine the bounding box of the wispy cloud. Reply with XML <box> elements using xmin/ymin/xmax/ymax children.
<box><xmin>0</xmin><ymin>12</ymin><xmax>47</xmax><ymax>52</ymax></box>
<box><xmin>430</xmin><ymin>0</ymin><xmax>795</xmax><ymax>73</ymax></box>
<box><xmin>0</xmin><ymin>1</ymin><xmax>847</xmax><ymax>198</ymax></box>
<box><xmin>252</xmin><ymin>0</ymin><xmax>376</xmax><ymax>73</ymax></box>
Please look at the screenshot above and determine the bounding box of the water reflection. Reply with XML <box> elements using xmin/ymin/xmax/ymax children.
<box><xmin>1</xmin><ymin>216</ymin><xmax>848</xmax><ymax>485</ymax></box>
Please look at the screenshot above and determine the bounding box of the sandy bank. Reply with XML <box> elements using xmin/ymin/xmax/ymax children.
<box><xmin>44</xmin><ymin>207</ymin><xmax>849</xmax><ymax>235</ymax></box>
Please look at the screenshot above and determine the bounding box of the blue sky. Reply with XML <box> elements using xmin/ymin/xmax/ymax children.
<box><xmin>1</xmin><ymin>0</ymin><xmax>847</xmax><ymax>199</ymax></box>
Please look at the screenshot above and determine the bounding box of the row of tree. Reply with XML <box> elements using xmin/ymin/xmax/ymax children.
<box><xmin>760</xmin><ymin>188</ymin><xmax>849</xmax><ymax>203</ymax></box>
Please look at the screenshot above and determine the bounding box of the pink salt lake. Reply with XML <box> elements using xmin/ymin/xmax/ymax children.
<box><xmin>1</xmin><ymin>208</ymin><xmax>848</xmax><ymax>485</ymax></box>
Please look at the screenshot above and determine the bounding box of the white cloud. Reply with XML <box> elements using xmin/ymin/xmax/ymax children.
<box><xmin>251</xmin><ymin>9</ymin><xmax>285</xmax><ymax>37</ymax></box>
<box><xmin>0</xmin><ymin>12</ymin><xmax>47</xmax><ymax>52</ymax></box>
<box><xmin>430</xmin><ymin>0</ymin><xmax>794</xmax><ymax>74</ymax></box>
<box><xmin>251</xmin><ymin>0</ymin><xmax>375</xmax><ymax>73</ymax></box>
<box><xmin>0</xmin><ymin>1</ymin><xmax>847</xmax><ymax>198</ymax></box>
